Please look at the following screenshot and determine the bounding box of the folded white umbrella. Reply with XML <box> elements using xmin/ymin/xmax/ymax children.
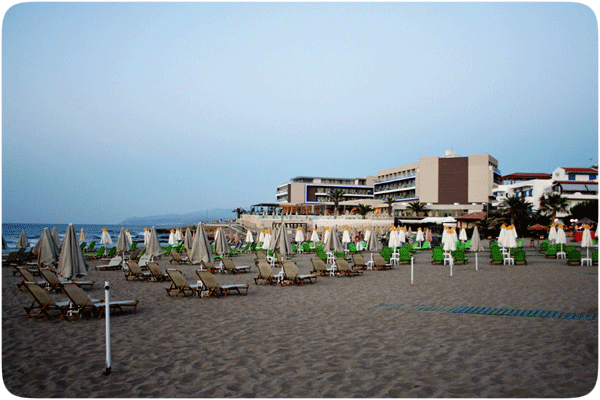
<box><xmin>295</xmin><ymin>227</ymin><xmax>304</xmax><ymax>243</ymax></box>
<box><xmin>17</xmin><ymin>230</ymin><xmax>29</xmax><ymax>248</ymax></box>
<box><xmin>100</xmin><ymin>228</ymin><xmax>113</xmax><ymax>246</ymax></box>
<box><xmin>548</xmin><ymin>224</ymin><xmax>557</xmax><ymax>244</ymax></box>
<box><xmin>184</xmin><ymin>228</ymin><xmax>194</xmax><ymax>254</ymax></box>
<box><xmin>35</xmin><ymin>228</ymin><xmax>60</xmax><ymax>265</ymax></box>
<box><xmin>269</xmin><ymin>222</ymin><xmax>293</xmax><ymax>256</ymax></box>
<box><xmin>245</xmin><ymin>229</ymin><xmax>254</xmax><ymax>244</ymax></box>
<box><xmin>125</xmin><ymin>229</ymin><xmax>132</xmax><ymax>244</ymax></box>
<box><xmin>146</xmin><ymin>226</ymin><xmax>162</xmax><ymax>258</ymax></box>
<box><xmin>459</xmin><ymin>227</ymin><xmax>468</xmax><ymax>242</ymax></box>
<box><xmin>51</xmin><ymin>227</ymin><xmax>60</xmax><ymax>249</ymax></box>
<box><xmin>323</xmin><ymin>228</ymin><xmax>331</xmax><ymax>245</ymax></box>
<box><xmin>504</xmin><ymin>226</ymin><xmax>517</xmax><ymax>248</ymax></box>
<box><xmin>364</xmin><ymin>229</ymin><xmax>371</xmax><ymax>243</ymax></box>
<box><xmin>364</xmin><ymin>227</ymin><xmax>378</xmax><ymax>251</ymax></box>
<box><xmin>175</xmin><ymin>228</ymin><xmax>183</xmax><ymax>242</ymax></box>
<box><xmin>324</xmin><ymin>227</ymin><xmax>343</xmax><ymax>253</ymax></box>
<box><xmin>310</xmin><ymin>229</ymin><xmax>320</xmax><ymax>243</ymax></box>
<box><xmin>397</xmin><ymin>227</ymin><xmax>406</xmax><ymax>244</ymax></box>
<box><xmin>556</xmin><ymin>226</ymin><xmax>567</xmax><ymax>246</ymax></box>
<box><xmin>168</xmin><ymin>230</ymin><xmax>177</xmax><ymax>246</ymax></box>
<box><xmin>388</xmin><ymin>228</ymin><xmax>399</xmax><ymax>248</ymax></box>
<box><xmin>189</xmin><ymin>222</ymin><xmax>213</xmax><ymax>265</ymax></box>
<box><xmin>342</xmin><ymin>228</ymin><xmax>351</xmax><ymax>244</ymax></box>
<box><xmin>581</xmin><ymin>225</ymin><xmax>593</xmax><ymax>261</ymax></box>
<box><xmin>80</xmin><ymin>228</ymin><xmax>85</xmax><ymax>242</ymax></box>
<box><xmin>498</xmin><ymin>225</ymin><xmax>507</xmax><ymax>247</ymax></box>
<box><xmin>116</xmin><ymin>227</ymin><xmax>132</xmax><ymax>268</ymax></box>
<box><xmin>262</xmin><ymin>230</ymin><xmax>272</xmax><ymax>249</ymax></box>
<box><xmin>259</xmin><ymin>230</ymin><xmax>265</xmax><ymax>243</ymax></box>
<box><xmin>57</xmin><ymin>224</ymin><xmax>89</xmax><ymax>279</ymax></box>
<box><xmin>214</xmin><ymin>227</ymin><xmax>230</xmax><ymax>255</ymax></box>
<box><xmin>416</xmin><ymin>228</ymin><xmax>424</xmax><ymax>242</ymax></box>
<box><xmin>143</xmin><ymin>228</ymin><xmax>151</xmax><ymax>246</ymax></box>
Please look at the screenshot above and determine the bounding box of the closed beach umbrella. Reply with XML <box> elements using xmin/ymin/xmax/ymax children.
<box><xmin>189</xmin><ymin>222</ymin><xmax>213</xmax><ymax>265</ymax></box>
<box><xmin>442</xmin><ymin>226</ymin><xmax>449</xmax><ymax>245</ymax></box>
<box><xmin>51</xmin><ymin>227</ymin><xmax>60</xmax><ymax>249</ymax></box>
<box><xmin>17</xmin><ymin>230</ymin><xmax>29</xmax><ymax>249</ymax></box>
<box><xmin>143</xmin><ymin>227</ymin><xmax>151</xmax><ymax>246</ymax></box>
<box><xmin>388</xmin><ymin>227</ymin><xmax>399</xmax><ymax>248</ymax></box>
<box><xmin>295</xmin><ymin>227</ymin><xmax>305</xmax><ymax>243</ymax></box>
<box><xmin>324</xmin><ymin>226</ymin><xmax>343</xmax><ymax>253</ymax></box>
<box><xmin>146</xmin><ymin>226</ymin><xmax>162</xmax><ymax>259</ymax></box>
<box><xmin>397</xmin><ymin>227</ymin><xmax>406</xmax><ymax>245</ymax></box>
<box><xmin>80</xmin><ymin>228</ymin><xmax>85</xmax><ymax>242</ymax></box>
<box><xmin>459</xmin><ymin>227</ymin><xmax>468</xmax><ymax>242</ymax></box>
<box><xmin>443</xmin><ymin>228</ymin><xmax>457</xmax><ymax>252</ymax></box>
<box><xmin>425</xmin><ymin>228</ymin><xmax>433</xmax><ymax>243</ymax></box>
<box><xmin>100</xmin><ymin>228</ymin><xmax>113</xmax><ymax>246</ymax></box>
<box><xmin>364</xmin><ymin>228</ymin><xmax>371</xmax><ymax>243</ymax></box>
<box><xmin>364</xmin><ymin>227</ymin><xmax>379</xmax><ymax>252</ymax></box>
<box><xmin>116</xmin><ymin>227</ymin><xmax>132</xmax><ymax>255</ymax></box>
<box><xmin>168</xmin><ymin>229</ymin><xmax>177</xmax><ymax>246</ymax></box>
<box><xmin>581</xmin><ymin>224</ymin><xmax>593</xmax><ymax>261</ymax></box>
<box><xmin>548</xmin><ymin>223</ymin><xmax>557</xmax><ymax>244</ymax></box>
<box><xmin>214</xmin><ymin>228</ymin><xmax>230</xmax><ymax>256</ymax></box>
<box><xmin>342</xmin><ymin>228</ymin><xmax>351</xmax><ymax>244</ymax></box>
<box><xmin>498</xmin><ymin>224</ymin><xmax>507</xmax><ymax>248</ymax></box>
<box><xmin>2</xmin><ymin>236</ymin><xmax>7</xmax><ymax>250</ymax></box>
<box><xmin>57</xmin><ymin>224</ymin><xmax>89</xmax><ymax>279</ymax></box>
<box><xmin>416</xmin><ymin>228</ymin><xmax>424</xmax><ymax>243</ymax></box>
<box><xmin>36</xmin><ymin>228</ymin><xmax>60</xmax><ymax>266</ymax></box>
<box><xmin>259</xmin><ymin>230</ymin><xmax>265</xmax><ymax>243</ymax></box>
<box><xmin>175</xmin><ymin>228</ymin><xmax>183</xmax><ymax>242</ymax></box>
<box><xmin>125</xmin><ymin>229</ymin><xmax>132</xmax><ymax>244</ymax></box>
<box><xmin>310</xmin><ymin>229</ymin><xmax>320</xmax><ymax>243</ymax></box>
<box><xmin>184</xmin><ymin>228</ymin><xmax>194</xmax><ymax>253</ymax></box>
<box><xmin>505</xmin><ymin>225</ymin><xmax>518</xmax><ymax>248</ymax></box>
<box><xmin>269</xmin><ymin>222</ymin><xmax>293</xmax><ymax>256</ymax></box>
<box><xmin>470</xmin><ymin>226</ymin><xmax>484</xmax><ymax>270</ymax></box>
<box><xmin>262</xmin><ymin>230</ymin><xmax>272</xmax><ymax>249</ymax></box>
<box><xmin>245</xmin><ymin>229</ymin><xmax>254</xmax><ymax>244</ymax></box>
<box><xmin>323</xmin><ymin>227</ymin><xmax>331</xmax><ymax>245</ymax></box>
<box><xmin>556</xmin><ymin>225</ymin><xmax>567</xmax><ymax>248</ymax></box>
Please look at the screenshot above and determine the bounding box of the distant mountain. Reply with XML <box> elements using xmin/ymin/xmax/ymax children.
<box><xmin>120</xmin><ymin>208</ymin><xmax>236</xmax><ymax>226</ymax></box>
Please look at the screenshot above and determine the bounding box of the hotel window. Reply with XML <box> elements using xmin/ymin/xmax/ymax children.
<box><xmin>568</xmin><ymin>173</ymin><xmax>576</xmax><ymax>181</ymax></box>
<box><xmin>590</xmin><ymin>174</ymin><xmax>597</xmax><ymax>180</ymax></box>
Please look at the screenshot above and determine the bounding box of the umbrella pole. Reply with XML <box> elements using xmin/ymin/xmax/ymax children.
<box><xmin>410</xmin><ymin>257</ymin><xmax>414</xmax><ymax>286</ymax></box>
<box><xmin>450</xmin><ymin>258</ymin><xmax>453</xmax><ymax>277</ymax></box>
<box><xmin>475</xmin><ymin>253</ymin><xmax>478</xmax><ymax>271</ymax></box>
<box><xmin>104</xmin><ymin>281</ymin><xmax>111</xmax><ymax>376</ymax></box>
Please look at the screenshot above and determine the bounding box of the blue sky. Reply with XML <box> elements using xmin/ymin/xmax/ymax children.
<box><xmin>2</xmin><ymin>2</ymin><xmax>598</xmax><ymax>224</ymax></box>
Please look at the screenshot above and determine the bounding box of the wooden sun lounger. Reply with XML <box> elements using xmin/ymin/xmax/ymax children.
<box><xmin>95</xmin><ymin>256</ymin><xmax>123</xmax><ymax>271</ymax></box>
<box><xmin>23</xmin><ymin>282</ymin><xmax>70</xmax><ymax>319</ymax></box>
<box><xmin>335</xmin><ymin>259</ymin><xmax>363</xmax><ymax>277</ymax></box>
<box><xmin>221</xmin><ymin>257</ymin><xmax>250</xmax><ymax>274</ymax></box>
<box><xmin>61</xmin><ymin>282</ymin><xmax>138</xmax><ymax>319</ymax></box>
<box><xmin>39</xmin><ymin>268</ymin><xmax>95</xmax><ymax>292</ymax></box>
<box><xmin>165</xmin><ymin>269</ymin><xmax>201</xmax><ymax>297</ymax></box>
<box><xmin>196</xmin><ymin>270</ymin><xmax>249</xmax><ymax>297</ymax></box>
<box><xmin>282</xmin><ymin>261</ymin><xmax>316</xmax><ymax>285</ymax></box>
<box><xmin>124</xmin><ymin>261</ymin><xmax>151</xmax><ymax>281</ymax></box>
<box><xmin>146</xmin><ymin>262</ymin><xmax>170</xmax><ymax>281</ymax></box>
<box><xmin>254</xmin><ymin>261</ymin><xmax>278</xmax><ymax>285</ymax></box>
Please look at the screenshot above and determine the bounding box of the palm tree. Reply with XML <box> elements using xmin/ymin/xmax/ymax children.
<box><xmin>383</xmin><ymin>197</ymin><xmax>395</xmax><ymax>216</ymax></box>
<box><xmin>232</xmin><ymin>207</ymin><xmax>246</xmax><ymax>219</ymax></box>
<box><xmin>327</xmin><ymin>189</ymin><xmax>346</xmax><ymax>216</ymax></box>
<box><xmin>539</xmin><ymin>193</ymin><xmax>570</xmax><ymax>222</ymax></box>
<box><xmin>501</xmin><ymin>195</ymin><xmax>533</xmax><ymax>225</ymax></box>
<box><xmin>355</xmin><ymin>204</ymin><xmax>373</xmax><ymax>219</ymax></box>
<box><xmin>407</xmin><ymin>201</ymin><xmax>427</xmax><ymax>217</ymax></box>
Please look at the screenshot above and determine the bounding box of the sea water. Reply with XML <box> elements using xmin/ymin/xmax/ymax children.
<box><xmin>1</xmin><ymin>223</ymin><xmax>173</xmax><ymax>253</ymax></box>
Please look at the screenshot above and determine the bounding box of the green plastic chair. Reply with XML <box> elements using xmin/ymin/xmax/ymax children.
<box><xmin>80</xmin><ymin>242</ymin><xmax>87</xmax><ymax>250</ymax></box>
<box><xmin>130</xmin><ymin>242</ymin><xmax>138</xmax><ymax>252</ymax></box>
<box><xmin>421</xmin><ymin>240</ymin><xmax>430</xmax><ymax>250</ymax></box>
<box><xmin>432</xmin><ymin>247</ymin><xmax>444</xmax><ymax>264</ymax></box>
<box><xmin>348</xmin><ymin>242</ymin><xmax>358</xmax><ymax>253</ymax></box>
<box><xmin>86</xmin><ymin>241</ymin><xmax>96</xmax><ymax>252</ymax></box>
<box><xmin>163</xmin><ymin>245</ymin><xmax>173</xmax><ymax>256</ymax></box>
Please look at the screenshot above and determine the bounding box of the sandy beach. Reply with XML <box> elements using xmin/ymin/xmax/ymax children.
<box><xmin>2</xmin><ymin>245</ymin><xmax>597</xmax><ymax>397</ymax></box>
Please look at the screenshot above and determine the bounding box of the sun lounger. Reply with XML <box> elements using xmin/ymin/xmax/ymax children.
<box><xmin>88</xmin><ymin>247</ymin><xmax>105</xmax><ymax>260</ymax></box>
<box><xmin>165</xmin><ymin>269</ymin><xmax>201</xmax><ymax>297</ymax></box>
<box><xmin>335</xmin><ymin>259</ymin><xmax>363</xmax><ymax>277</ymax></box>
<box><xmin>196</xmin><ymin>270</ymin><xmax>249</xmax><ymax>297</ymax></box>
<box><xmin>4</xmin><ymin>251</ymin><xmax>24</xmax><ymax>266</ymax></box>
<box><xmin>170</xmin><ymin>250</ymin><xmax>190</xmax><ymax>265</ymax></box>
<box><xmin>146</xmin><ymin>262</ymin><xmax>170</xmax><ymax>281</ymax></box>
<box><xmin>282</xmin><ymin>261</ymin><xmax>316</xmax><ymax>285</ymax></box>
<box><xmin>95</xmin><ymin>255</ymin><xmax>123</xmax><ymax>271</ymax></box>
<box><xmin>310</xmin><ymin>258</ymin><xmax>333</xmax><ymax>276</ymax></box>
<box><xmin>372</xmin><ymin>254</ymin><xmax>393</xmax><ymax>270</ymax></box>
<box><xmin>39</xmin><ymin>267</ymin><xmax>95</xmax><ymax>292</ymax></box>
<box><xmin>254</xmin><ymin>261</ymin><xmax>278</xmax><ymax>285</ymax></box>
<box><xmin>61</xmin><ymin>281</ymin><xmax>138</xmax><ymax>319</ymax></box>
<box><xmin>16</xmin><ymin>267</ymin><xmax>46</xmax><ymax>290</ymax></box>
<box><xmin>221</xmin><ymin>257</ymin><xmax>250</xmax><ymax>274</ymax></box>
<box><xmin>23</xmin><ymin>282</ymin><xmax>70</xmax><ymax>319</ymax></box>
<box><xmin>128</xmin><ymin>248</ymin><xmax>141</xmax><ymax>261</ymax></box>
<box><xmin>200</xmin><ymin>260</ymin><xmax>219</xmax><ymax>273</ymax></box>
<box><xmin>124</xmin><ymin>261</ymin><xmax>151</xmax><ymax>281</ymax></box>
<box><xmin>138</xmin><ymin>254</ymin><xmax>151</xmax><ymax>268</ymax></box>
<box><xmin>351</xmin><ymin>254</ymin><xmax>367</xmax><ymax>270</ymax></box>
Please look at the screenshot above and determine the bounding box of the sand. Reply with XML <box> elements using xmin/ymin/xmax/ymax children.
<box><xmin>2</xmin><ymin>245</ymin><xmax>598</xmax><ymax>397</ymax></box>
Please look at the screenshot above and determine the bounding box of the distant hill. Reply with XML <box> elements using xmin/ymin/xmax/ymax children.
<box><xmin>120</xmin><ymin>208</ymin><xmax>236</xmax><ymax>226</ymax></box>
